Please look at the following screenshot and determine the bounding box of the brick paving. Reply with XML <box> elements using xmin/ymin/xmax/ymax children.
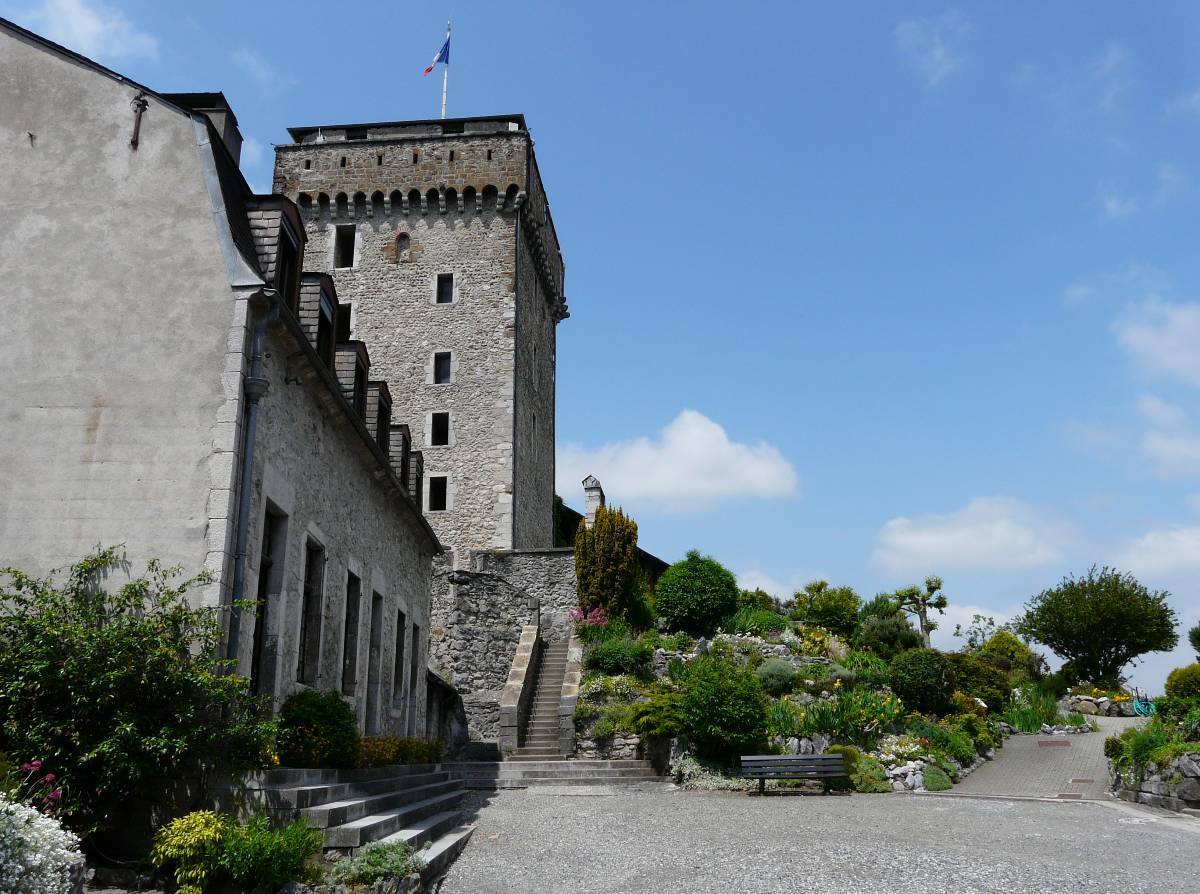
<box><xmin>951</xmin><ymin>715</ymin><xmax>1139</xmax><ymax>800</ymax></box>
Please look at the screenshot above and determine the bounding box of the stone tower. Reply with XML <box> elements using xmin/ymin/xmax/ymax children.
<box><xmin>273</xmin><ymin>116</ymin><xmax>567</xmax><ymax>565</ymax></box>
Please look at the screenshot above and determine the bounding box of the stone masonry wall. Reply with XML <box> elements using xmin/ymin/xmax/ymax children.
<box><xmin>472</xmin><ymin>549</ymin><xmax>577</xmax><ymax>632</ymax></box>
<box><xmin>236</xmin><ymin>320</ymin><xmax>434</xmax><ymax>735</ymax></box>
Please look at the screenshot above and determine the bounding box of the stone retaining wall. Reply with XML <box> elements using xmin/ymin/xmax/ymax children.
<box><xmin>1113</xmin><ymin>752</ymin><xmax>1200</xmax><ymax>815</ymax></box>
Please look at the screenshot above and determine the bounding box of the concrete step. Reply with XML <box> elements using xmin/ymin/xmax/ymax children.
<box><xmin>257</xmin><ymin>771</ymin><xmax>451</xmax><ymax>810</ymax></box>
<box><xmin>459</xmin><ymin>774</ymin><xmax>664</xmax><ymax>789</ymax></box>
<box><xmin>323</xmin><ymin>789</ymin><xmax>465</xmax><ymax>849</ymax></box>
<box><xmin>241</xmin><ymin>764</ymin><xmax>441</xmax><ymax>789</ymax></box>
<box><xmin>418</xmin><ymin>824</ymin><xmax>476</xmax><ymax>884</ymax></box>
<box><xmin>304</xmin><ymin>779</ymin><xmax>461</xmax><ymax>829</ymax></box>
<box><xmin>448</xmin><ymin>760</ymin><xmax>651</xmax><ymax>771</ymax></box>
<box><xmin>370</xmin><ymin>809</ymin><xmax>463</xmax><ymax>855</ymax></box>
<box><xmin>493</xmin><ymin>768</ymin><xmax>659</xmax><ymax>780</ymax></box>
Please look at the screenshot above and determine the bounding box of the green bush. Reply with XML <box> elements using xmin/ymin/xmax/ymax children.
<box><xmin>850</xmin><ymin>754</ymin><xmax>893</xmax><ymax>793</ymax></box>
<box><xmin>1190</xmin><ymin>624</ymin><xmax>1200</xmax><ymax>662</ymax></box>
<box><xmin>856</xmin><ymin>614</ymin><xmax>922</xmax><ymax>661</ymax></box>
<box><xmin>945</xmin><ymin>652</ymin><xmax>1011</xmax><ymax>712</ymax></box>
<box><xmin>358</xmin><ymin>736</ymin><xmax>443</xmax><ymax>768</ymax></box>
<box><xmin>1001</xmin><ymin>684</ymin><xmax>1062</xmax><ymax>733</ymax></box>
<box><xmin>790</xmin><ymin>582</ymin><xmax>862</xmax><ymax>638</ymax></box>
<box><xmin>630</xmin><ymin>687</ymin><xmax>685</xmax><ymax>738</ymax></box>
<box><xmin>152</xmin><ymin>811</ymin><xmax>321</xmax><ymax>894</ymax></box>
<box><xmin>842</xmin><ymin>651</ymin><xmax>891</xmax><ymax>689</ymax></box>
<box><xmin>655</xmin><ymin>551</ymin><xmax>740</xmax><ymax>637</ymax></box>
<box><xmin>678</xmin><ymin>655</ymin><xmax>768</xmax><ymax>762</ymax></box>
<box><xmin>1038</xmin><ymin>671</ymin><xmax>1071</xmax><ymax>699</ymax></box>
<box><xmin>769</xmin><ymin>689</ymin><xmax>905</xmax><ymax>749</ymax></box>
<box><xmin>906</xmin><ymin>717</ymin><xmax>976</xmax><ymax>765</ymax></box>
<box><xmin>978</xmin><ymin>630</ymin><xmax>1043</xmax><ymax>679</ymax></box>
<box><xmin>584</xmin><ymin>638</ymin><xmax>653</xmax><ymax>678</ymax></box>
<box><xmin>577</xmin><ymin>616</ymin><xmax>632</xmax><ymax>646</ymax></box>
<box><xmin>923</xmin><ymin>766</ymin><xmax>952</xmax><ymax>791</ymax></box>
<box><xmin>1155</xmin><ymin>696</ymin><xmax>1200</xmax><ymax>741</ymax></box>
<box><xmin>890</xmin><ymin>648</ymin><xmax>956</xmax><ymax>715</ymax></box>
<box><xmin>1165</xmin><ymin>664</ymin><xmax>1200</xmax><ymax>700</ymax></box>
<box><xmin>737</xmin><ymin>588</ymin><xmax>776</xmax><ymax>611</ymax></box>
<box><xmin>728</xmin><ymin>606</ymin><xmax>789</xmax><ymax>636</ymax></box>
<box><xmin>0</xmin><ymin>550</ymin><xmax>274</xmax><ymax>835</ymax></box>
<box><xmin>325</xmin><ymin>840</ymin><xmax>425</xmax><ymax>885</ymax></box>
<box><xmin>277</xmin><ymin>690</ymin><xmax>360</xmax><ymax>769</ymax></box>
<box><xmin>755</xmin><ymin>658</ymin><xmax>797</xmax><ymax>696</ymax></box>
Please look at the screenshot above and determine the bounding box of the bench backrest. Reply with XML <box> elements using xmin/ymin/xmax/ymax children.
<box><xmin>740</xmin><ymin>754</ymin><xmax>849</xmax><ymax>777</ymax></box>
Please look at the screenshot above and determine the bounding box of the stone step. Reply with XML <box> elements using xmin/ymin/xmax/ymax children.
<box><xmin>304</xmin><ymin>779</ymin><xmax>461</xmax><ymax>829</ymax></box>
<box><xmin>369</xmin><ymin>809</ymin><xmax>463</xmax><ymax>856</ymax></box>
<box><xmin>256</xmin><ymin>771</ymin><xmax>451</xmax><ymax>810</ymax></box>
<box><xmin>242</xmin><ymin>764</ymin><xmax>441</xmax><ymax>789</ymax></box>
<box><xmin>525</xmin><ymin>720</ymin><xmax>561</xmax><ymax>730</ymax></box>
<box><xmin>418</xmin><ymin>824</ymin><xmax>476</xmax><ymax>884</ymax></box>
<box><xmin>494</xmin><ymin>768</ymin><xmax>659</xmax><ymax>780</ymax></box>
<box><xmin>459</xmin><ymin>774</ymin><xmax>664</xmax><ymax>788</ymax></box>
<box><xmin>448</xmin><ymin>760</ymin><xmax>651</xmax><ymax>771</ymax></box>
<box><xmin>323</xmin><ymin>789</ymin><xmax>465</xmax><ymax>849</ymax></box>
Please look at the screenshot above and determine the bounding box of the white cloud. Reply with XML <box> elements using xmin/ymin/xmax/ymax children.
<box><xmin>232</xmin><ymin>47</ymin><xmax>297</xmax><ymax>92</ymax></box>
<box><xmin>1112</xmin><ymin>298</ymin><xmax>1200</xmax><ymax>387</ymax></box>
<box><xmin>1115</xmin><ymin>526</ymin><xmax>1200</xmax><ymax>575</ymax></box>
<box><xmin>930</xmin><ymin>603</ymin><xmax>1019</xmax><ymax>652</ymax></box>
<box><xmin>872</xmin><ymin>497</ymin><xmax>1064</xmax><ymax>574</ymax></box>
<box><xmin>1089</xmin><ymin>41</ymin><xmax>1131</xmax><ymax>112</ymax></box>
<box><xmin>19</xmin><ymin>0</ymin><xmax>157</xmax><ymax>60</ymax></box>
<box><xmin>1137</xmin><ymin>394</ymin><xmax>1188</xmax><ymax>430</ymax></box>
<box><xmin>1099</xmin><ymin>188</ymin><xmax>1138</xmax><ymax>220</ymax></box>
<box><xmin>556</xmin><ymin>410</ymin><xmax>798</xmax><ymax>513</ymax></box>
<box><xmin>1167</xmin><ymin>86</ymin><xmax>1200</xmax><ymax>116</ymax></box>
<box><xmin>1141</xmin><ymin>430</ymin><xmax>1200</xmax><ymax>478</ymax></box>
<box><xmin>736</xmin><ymin>570</ymin><xmax>794</xmax><ymax>601</ymax></box>
<box><xmin>894</xmin><ymin>12</ymin><xmax>969</xmax><ymax>87</ymax></box>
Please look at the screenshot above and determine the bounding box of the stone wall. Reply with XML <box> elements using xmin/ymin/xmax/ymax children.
<box><xmin>238</xmin><ymin>319</ymin><xmax>435</xmax><ymax>734</ymax></box>
<box><xmin>1114</xmin><ymin>752</ymin><xmax>1200</xmax><ymax>815</ymax></box>
<box><xmin>472</xmin><ymin>548</ymin><xmax>578</xmax><ymax>631</ymax></box>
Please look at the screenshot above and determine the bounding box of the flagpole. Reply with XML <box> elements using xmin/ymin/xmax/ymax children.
<box><xmin>440</xmin><ymin>21</ymin><xmax>451</xmax><ymax>119</ymax></box>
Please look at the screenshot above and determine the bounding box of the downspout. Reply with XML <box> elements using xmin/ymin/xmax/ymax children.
<box><xmin>226</xmin><ymin>289</ymin><xmax>279</xmax><ymax>662</ymax></box>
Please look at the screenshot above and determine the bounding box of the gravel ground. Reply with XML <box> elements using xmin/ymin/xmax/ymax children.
<box><xmin>439</xmin><ymin>784</ymin><xmax>1200</xmax><ymax>894</ymax></box>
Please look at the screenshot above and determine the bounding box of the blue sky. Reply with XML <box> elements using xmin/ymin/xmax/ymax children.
<box><xmin>8</xmin><ymin>0</ymin><xmax>1200</xmax><ymax>689</ymax></box>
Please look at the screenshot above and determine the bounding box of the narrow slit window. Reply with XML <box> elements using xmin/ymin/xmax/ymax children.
<box><xmin>334</xmin><ymin>225</ymin><xmax>355</xmax><ymax>268</ymax></box>
<box><xmin>449</xmin><ymin>150</ymin><xmax>456</xmax><ymax>162</ymax></box>
<box><xmin>303</xmin><ymin>159</ymin><xmax>311</xmax><ymax>170</ymax></box>
<box><xmin>316</xmin><ymin>291</ymin><xmax>335</xmax><ymax>366</ymax></box>
<box><xmin>486</xmin><ymin>149</ymin><xmax>493</xmax><ymax>161</ymax></box>
<box><xmin>431</xmin><ymin>412</ymin><xmax>450</xmax><ymax>446</ymax></box>
<box><xmin>341</xmin><ymin>571</ymin><xmax>361</xmax><ymax>694</ymax></box>
<box><xmin>297</xmin><ymin>539</ymin><xmax>325</xmax><ymax>684</ymax></box>
<box><xmin>339</xmin><ymin>156</ymin><xmax>347</xmax><ymax>167</ymax></box>
<box><xmin>393</xmin><ymin>610</ymin><xmax>407</xmax><ymax>705</ymax></box>
<box><xmin>336</xmin><ymin>303</ymin><xmax>352</xmax><ymax>342</ymax></box>
<box><xmin>429</xmin><ymin>476</ymin><xmax>448</xmax><ymax>511</ymax></box>
<box><xmin>412</xmin><ymin>151</ymin><xmax>419</xmax><ymax>164</ymax></box>
<box><xmin>436</xmin><ymin>273</ymin><xmax>454</xmax><ymax>304</ymax></box>
<box><xmin>433</xmin><ymin>352</ymin><xmax>451</xmax><ymax>385</ymax></box>
<box><xmin>377</xmin><ymin>153</ymin><xmax>383</xmax><ymax>165</ymax></box>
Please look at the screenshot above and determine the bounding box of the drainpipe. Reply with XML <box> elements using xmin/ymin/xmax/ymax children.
<box><xmin>226</xmin><ymin>288</ymin><xmax>279</xmax><ymax>663</ymax></box>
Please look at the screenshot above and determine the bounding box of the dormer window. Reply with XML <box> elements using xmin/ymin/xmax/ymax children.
<box><xmin>275</xmin><ymin>219</ymin><xmax>301</xmax><ymax>311</ymax></box>
<box><xmin>316</xmin><ymin>290</ymin><xmax>335</xmax><ymax>366</ymax></box>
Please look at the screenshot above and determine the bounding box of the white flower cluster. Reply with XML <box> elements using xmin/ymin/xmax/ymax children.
<box><xmin>0</xmin><ymin>794</ymin><xmax>81</xmax><ymax>894</ymax></box>
<box><xmin>873</xmin><ymin>734</ymin><xmax>929</xmax><ymax>769</ymax></box>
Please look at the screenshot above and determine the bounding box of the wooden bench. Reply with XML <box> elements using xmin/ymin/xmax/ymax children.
<box><xmin>739</xmin><ymin>753</ymin><xmax>850</xmax><ymax>795</ymax></box>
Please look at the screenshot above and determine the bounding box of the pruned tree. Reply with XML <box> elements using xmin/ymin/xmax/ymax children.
<box><xmin>894</xmin><ymin>575</ymin><xmax>948</xmax><ymax>648</ymax></box>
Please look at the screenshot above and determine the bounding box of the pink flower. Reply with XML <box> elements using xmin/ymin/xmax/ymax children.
<box><xmin>20</xmin><ymin>763</ymin><xmax>32</xmax><ymax>772</ymax></box>
<box><xmin>30</xmin><ymin>759</ymin><xmax>42</xmax><ymax>771</ymax></box>
<box><xmin>48</xmin><ymin>789</ymin><xmax>61</xmax><ymax>801</ymax></box>
<box><xmin>42</xmin><ymin>773</ymin><xmax>56</xmax><ymax>784</ymax></box>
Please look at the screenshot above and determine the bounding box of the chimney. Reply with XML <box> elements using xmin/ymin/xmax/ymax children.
<box><xmin>582</xmin><ymin>475</ymin><xmax>605</xmax><ymax>528</ymax></box>
<box><xmin>164</xmin><ymin>92</ymin><xmax>244</xmax><ymax>165</ymax></box>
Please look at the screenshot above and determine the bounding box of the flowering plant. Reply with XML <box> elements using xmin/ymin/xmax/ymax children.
<box><xmin>0</xmin><ymin>793</ymin><xmax>81</xmax><ymax>894</ymax></box>
<box><xmin>16</xmin><ymin>760</ymin><xmax>64</xmax><ymax>817</ymax></box>
<box><xmin>874</xmin><ymin>734</ymin><xmax>929</xmax><ymax>768</ymax></box>
<box><xmin>569</xmin><ymin>606</ymin><xmax>609</xmax><ymax>628</ymax></box>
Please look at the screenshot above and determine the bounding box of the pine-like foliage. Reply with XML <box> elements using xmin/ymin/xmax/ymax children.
<box><xmin>574</xmin><ymin>506</ymin><xmax>641</xmax><ymax>618</ymax></box>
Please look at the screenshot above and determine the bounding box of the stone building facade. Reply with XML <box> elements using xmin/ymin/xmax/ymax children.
<box><xmin>271</xmin><ymin>116</ymin><xmax>568</xmax><ymax>565</ymax></box>
<box><xmin>0</xmin><ymin>20</ymin><xmax>440</xmax><ymax>736</ymax></box>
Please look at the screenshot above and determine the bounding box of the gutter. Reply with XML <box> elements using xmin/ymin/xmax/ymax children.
<box><xmin>226</xmin><ymin>289</ymin><xmax>279</xmax><ymax>662</ymax></box>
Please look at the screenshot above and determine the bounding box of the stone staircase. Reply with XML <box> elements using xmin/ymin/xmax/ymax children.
<box><xmin>510</xmin><ymin>637</ymin><xmax>570</xmax><ymax>761</ymax></box>
<box><xmin>448</xmin><ymin>758</ymin><xmax>663</xmax><ymax>789</ymax></box>
<box><xmin>237</xmin><ymin>765</ymin><xmax>474</xmax><ymax>879</ymax></box>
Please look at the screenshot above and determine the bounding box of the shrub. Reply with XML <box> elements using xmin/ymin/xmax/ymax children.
<box><xmin>1000</xmin><ymin>685</ymin><xmax>1062</xmax><ymax>733</ymax></box>
<box><xmin>1155</xmin><ymin>696</ymin><xmax>1200</xmax><ymax>741</ymax></box>
<box><xmin>1038</xmin><ymin>671</ymin><xmax>1071</xmax><ymax>699</ymax></box>
<box><xmin>277</xmin><ymin>690</ymin><xmax>360</xmax><ymax>769</ymax></box>
<box><xmin>890</xmin><ymin>649</ymin><xmax>956</xmax><ymax>715</ymax></box>
<box><xmin>856</xmin><ymin>614</ymin><xmax>922</xmax><ymax>661</ymax></box>
<box><xmin>655</xmin><ymin>551</ymin><xmax>740</xmax><ymax>637</ymax></box>
<box><xmin>923</xmin><ymin>766</ymin><xmax>952</xmax><ymax>791</ymax></box>
<box><xmin>1165</xmin><ymin>664</ymin><xmax>1200</xmax><ymax>700</ymax></box>
<box><xmin>678</xmin><ymin>655</ymin><xmax>768</xmax><ymax>762</ymax></box>
<box><xmin>576</xmin><ymin>615</ymin><xmax>632</xmax><ymax>646</ymax></box>
<box><xmin>325</xmin><ymin>840</ymin><xmax>425</xmax><ymax>885</ymax></box>
<box><xmin>738</xmin><ymin>588</ymin><xmax>777</xmax><ymax>611</ymax></box>
<box><xmin>850</xmin><ymin>754</ymin><xmax>892</xmax><ymax>793</ymax></box>
<box><xmin>574</xmin><ymin>505</ymin><xmax>643</xmax><ymax>621</ymax></box>
<box><xmin>630</xmin><ymin>688</ymin><xmax>685</xmax><ymax>738</ymax></box>
<box><xmin>789</xmin><ymin>582</ymin><xmax>862</xmax><ymax>638</ymax></box>
<box><xmin>152</xmin><ymin>812</ymin><xmax>320</xmax><ymax>894</ymax></box>
<box><xmin>0</xmin><ymin>793</ymin><xmax>82</xmax><ymax>894</ymax></box>
<box><xmin>949</xmin><ymin>690</ymin><xmax>986</xmax><ymax>717</ymax></box>
<box><xmin>945</xmin><ymin>652</ymin><xmax>1011</xmax><ymax>712</ymax></box>
<box><xmin>978</xmin><ymin>630</ymin><xmax>1044</xmax><ymax>680</ymax></box>
<box><xmin>0</xmin><ymin>550</ymin><xmax>273</xmax><ymax>835</ymax></box>
<box><xmin>218</xmin><ymin>814</ymin><xmax>323</xmax><ymax>890</ymax></box>
<box><xmin>358</xmin><ymin>736</ymin><xmax>443</xmax><ymax>768</ymax></box>
<box><xmin>728</xmin><ymin>606</ymin><xmax>789</xmax><ymax>636</ymax></box>
<box><xmin>755</xmin><ymin>659</ymin><xmax>797</xmax><ymax>696</ymax></box>
<box><xmin>1190</xmin><ymin>624</ymin><xmax>1200</xmax><ymax>662</ymax></box>
<box><xmin>772</xmin><ymin>690</ymin><xmax>905</xmax><ymax>749</ymax></box>
<box><xmin>824</xmin><ymin>744</ymin><xmax>860</xmax><ymax>792</ymax></box>
<box><xmin>906</xmin><ymin>717</ymin><xmax>976</xmax><ymax>765</ymax></box>
<box><xmin>584</xmin><ymin>638</ymin><xmax>653</xmax><ymax>678</ymax></box>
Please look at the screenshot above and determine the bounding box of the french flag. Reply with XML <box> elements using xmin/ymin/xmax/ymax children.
<box><xmin>423</xmin><ymin>36</ymin><xmax>450</xmax><ymax>76</ymax></box>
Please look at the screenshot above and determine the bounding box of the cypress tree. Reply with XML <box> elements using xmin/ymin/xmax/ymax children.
<box><xmin>574</xmin><ymin>505</ymin><xmax>641</xmax><ymax>618</ymax></box>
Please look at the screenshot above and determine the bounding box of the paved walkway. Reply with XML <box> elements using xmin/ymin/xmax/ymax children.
<box><xmin>442</xmin><ymin>784</ymin><xmax>1198</xmax><ymax>893</ymax></box>
<box><xmin>951</xmin><ymin>715</ymin><xmax>1138</xmax><ymax>800</ymax></box>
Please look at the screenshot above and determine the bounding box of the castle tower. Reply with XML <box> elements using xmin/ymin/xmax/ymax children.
<box><xmin>273</xmin><ymin>116</ymin><xmax>567</xmax><ymax>564</ymax></box>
